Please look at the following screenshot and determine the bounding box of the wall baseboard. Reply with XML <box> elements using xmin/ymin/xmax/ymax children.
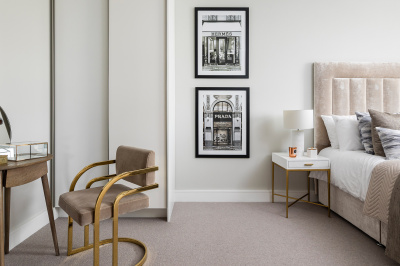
<box><xmin>175</xmin><ymin>190</ymin><xmax>315</xmax><ymax>202</ymax></box>
<box><xmin>9</xmin><ymin>208</ymin><xmax>58</xmax><ymax>251</ymax></box>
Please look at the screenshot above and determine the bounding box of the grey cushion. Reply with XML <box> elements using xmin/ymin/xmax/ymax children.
<box><xmin>116</xmin><ymin>146</ymin><xmax>155</xmax><ymax>186</ymax></box>
<box><xmin>369</xmin><ymin>109</ymin><xmax>400</xmax><ymax>157</ymax></box>
<box><xmin>59</xmin><ymin>184</ymin><xmax>149</xmax><ymax>226</ymax></box>
<box><xmin>355</xmin><ymin>111</ymin><xmax>369</xmax><ymax>121</ymax></box>
<box><xmin>376</xmin><ymin>127</ymin><xmax>400</xmax><ymax>160</ymax></box>
<box><xmin>355</xmin><ymin>111</ymin><xmax>374</xmax><ymax>155</ymax></box>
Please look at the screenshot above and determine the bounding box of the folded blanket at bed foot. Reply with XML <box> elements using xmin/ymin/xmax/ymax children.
<box><xmin>362</xmin><ymin>160</ymin><xmax>400</xmax><ymax>264</ymax></box>
<box><xmin>385</xmin><ymin>175</ymin><xmax>400</xmax><ymax>264</ymax></box>
<box><xmin>363</xmin><ymin>160</ymin><xmax>400</xmax><ymax>224</ymax></box>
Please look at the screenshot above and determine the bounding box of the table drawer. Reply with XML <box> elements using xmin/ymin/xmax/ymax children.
<box><xmin>288</xmin><ymin>160</ymin><xmax>329</xmax><ymax>169</ymax></box>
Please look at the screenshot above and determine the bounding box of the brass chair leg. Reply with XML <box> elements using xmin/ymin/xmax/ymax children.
<box><xmin>113</xmin><ymin>205</ymin><xmax>119</xmax><ymax>266</ymax></box>
<box><xmin>67</xmin><ymin>217</ymin><xmax>148</xmax><ymax>266</ymax></box>
<box><xmin>84</xmin><ymin>225</ymin><xmax>89</xmax><ymax>247</ymax></box>
<box><xmin>68</xmin><ymin>217</ymin><xmax>74</xmax><ymax>255</ymax></box>
<box><xmin>93</xmin><ymin>214</ymin><xmax>100</xmax><ymax>266</ymax></box>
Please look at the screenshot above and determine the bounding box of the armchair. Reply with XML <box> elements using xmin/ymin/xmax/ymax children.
<box><xmin>59</xmin><ymin>146</ymin><xmax>159</xmax><ymax>266</ymax></box>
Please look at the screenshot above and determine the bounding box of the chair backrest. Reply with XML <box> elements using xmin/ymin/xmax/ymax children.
<box><xmin>115</xmin><ymin>146</ymin><xmax>156</xmax><ymax>186</ymax></box>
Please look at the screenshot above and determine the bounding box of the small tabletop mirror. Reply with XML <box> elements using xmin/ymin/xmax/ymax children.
<box><xmin>0</xmin><ymin>106</ymin><xmax>12</xmax><ymax>144</ymax></box>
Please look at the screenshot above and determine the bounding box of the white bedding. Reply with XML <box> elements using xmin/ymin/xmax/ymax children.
<box><xmin>309</xmin><ymin>148</ymin><xmax>386</xmax><ymax>201</ymax></box>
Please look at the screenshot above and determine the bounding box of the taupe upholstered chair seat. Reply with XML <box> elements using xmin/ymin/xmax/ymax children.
<box><xmin>59</xmin><ymin>184</ymin><xmax>149</xmax><ymax>226</ymax></box>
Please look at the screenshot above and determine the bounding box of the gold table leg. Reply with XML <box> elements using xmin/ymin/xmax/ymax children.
<box><xmin>327</xmin><ymin>169</ymin><xmax>331</xmax><ymax>217</ymax></box>
<box><xmin>0</xmin><ymin>171</ymin><xmax>4</xmax><ymax>266</ymax></box>
<box><xmin>4</xmin><ymin>188</ymin><xmax>10</xmax><ymax>254</ymax></box>
<box><xmin>41</xmin><ymin>174</ymin><xmax>60</xmax><ymax>256</ymax></box>
<box><xmin>286</xmin><ymin>170</ymin><xmax>289</xmax><ymax>218</ymax></box>
<box><xmin>307</xmin><ymin>171</ymin><xmax>310</xmax><ymax>202</ymax></box>
<box><xmin>272</xmin><ymin>163</ymin><xmax>275</xmax><ymax>203</ymax></box>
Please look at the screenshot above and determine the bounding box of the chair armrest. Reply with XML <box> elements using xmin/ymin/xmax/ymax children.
<box><xmin>85</xmin><ymin>174</ymin><xmax>117</xmax><ymax>189</ymax></box>
<box><xmin>114</xmin><ymin>183</ymin><xmax>159</xmax><ymax>210</ymax></box>
<box><xmin>94</xmin><ymin>166</ymin><xmax>159</xmax><ymax>220</ymax></box>
<box><xmin>115</xmin><ymin>183</ymin><xmax>159</xmax><ymax>202</ymax></box>
<box><xmin>69</xmin><ymin>160</ymin><xmax>116</xmax><ymax>192</ymax></box>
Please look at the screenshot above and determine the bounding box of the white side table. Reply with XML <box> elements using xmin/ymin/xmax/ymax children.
<box><xmin>272</xmin><ymin>152</ymin><xmax>331</xmax><ymax>218</ymax></box>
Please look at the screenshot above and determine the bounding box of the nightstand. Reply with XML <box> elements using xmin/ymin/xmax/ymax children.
<box><xmin>272</xmin><ymin>152</ymin><xmax>331</xmax><ymax>218</ymax></box>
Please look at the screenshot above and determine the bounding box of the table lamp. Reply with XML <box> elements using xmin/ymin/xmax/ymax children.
<box><xmin>283</xmin><ymin>110</ymin><xmax>314</xmax><ymax>156</ymax></box>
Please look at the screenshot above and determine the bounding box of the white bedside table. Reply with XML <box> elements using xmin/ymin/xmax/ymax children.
<box><xmin>272</xmin><ymin>152</ymin><xmax>331</xmax><ymax>218</ymax></box>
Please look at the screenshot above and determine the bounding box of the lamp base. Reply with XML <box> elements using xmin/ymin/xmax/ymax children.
<box><xmin>291</xmin><ymin>130</ymin><xmax>304</xmax><ymax>156</ymax></box>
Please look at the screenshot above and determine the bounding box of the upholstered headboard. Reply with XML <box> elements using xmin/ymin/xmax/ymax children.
<box><xmin>314</xmin><ymin>62</ymin><xmax>400</xmax><ymax>152</ymax></box>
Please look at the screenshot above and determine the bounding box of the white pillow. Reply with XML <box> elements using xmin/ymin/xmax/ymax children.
<box><xmin>332</xmin><ymin>114</ymin><xmax>357</xmax><ymax>123</ymax></box>
<box><xmin>321</xmin><ymin>115</ymin><xmax>339</xmax><ymax>149</ymax></box>
<box><xmin>332</xmin><ymin>115</ymin><xmax>363</xmax><ymax>151</ymax></box>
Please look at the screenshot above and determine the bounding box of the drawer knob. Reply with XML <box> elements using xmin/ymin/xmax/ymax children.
<box><xmin>304</xmin><ymin>163</ymin><xmax>314</xmax><ymax>166</ymax></box>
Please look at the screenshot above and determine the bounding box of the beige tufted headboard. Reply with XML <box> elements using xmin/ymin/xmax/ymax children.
<box><xmin>314</xmin><ymin>62</ymin><xmax>400</xmax><ymax>152</ymax></box>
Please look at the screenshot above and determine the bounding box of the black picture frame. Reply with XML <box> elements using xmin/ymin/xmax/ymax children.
<box><xmin>195</xmin><ymin>7</ymin><xmax>249</xmax><ymax>79</ymax></box>
<box><xmin>195</xmin><ymin>87</ymin><xmax>250</xmax><ymax>158</ymax></box>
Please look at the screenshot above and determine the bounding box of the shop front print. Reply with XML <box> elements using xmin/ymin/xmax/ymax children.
<box><xmin>195</xmin><ymin>8</ymin><xmax>249</xmax><ymax>78</ymax></box>
<box><xmin>196</xmin><ymin>87</ymin><xmax>249</xmax><ymax>158</ymax></box>
<box><xmin>202</xmin><ymin>29</ymin><xmax>241</xmax><ymax>72</ymax></box>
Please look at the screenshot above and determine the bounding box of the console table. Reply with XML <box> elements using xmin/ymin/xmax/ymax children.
<box><xmin>0</xmin><ymin>155</ymin><xmax>59</xmax><ymax>265</ymax></box>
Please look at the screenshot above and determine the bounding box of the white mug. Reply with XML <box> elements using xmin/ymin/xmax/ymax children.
<box><xmin>307</xmin><ymin>148</ymin><xmax>317</xmax><ymax>158</ymax></box>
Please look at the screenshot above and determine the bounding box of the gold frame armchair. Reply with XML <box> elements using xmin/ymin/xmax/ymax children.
<box><xmin>59</xmin><ymin>146</ymin><xmax>159</xmax><ymax>266</ymax></box>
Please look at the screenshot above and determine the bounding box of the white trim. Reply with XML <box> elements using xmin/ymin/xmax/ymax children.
<box><xmin>166</xmin><ymin>0</ymin><xmax>176</xmax><ymax>222</ymax></box>
<box><xmin>175</xmin><ymin>190</ymin><xmax>312</xmax><ymax>202</ymax></box>
<box><xmin>9</xmin><ymin>208</ymin><xmax>58</xmax><ymax>251</ymax></box>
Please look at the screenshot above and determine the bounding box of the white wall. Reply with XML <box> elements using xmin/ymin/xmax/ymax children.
<box><xmin>175</xmin><ymin>0</ymin><xmax>400</xmax><ymax>197</ymax></box>
<box><xmin>0</xmin><ymin>0</ymin><xmax>52</xmax><ymax>248</ymax></box>
<box><xmin>109</xmin><ymin>0</ymin><xmax>167</xmax><ymax>208</ymax></box>
<box><xmin>55</xmin><ymin>0</ymin><xmax>109</xmax><ymax>201</ymax></box>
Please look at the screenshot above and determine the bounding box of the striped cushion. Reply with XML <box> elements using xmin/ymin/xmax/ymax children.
<box><xmin>355</xmin><ymin>111</ymin><xmax>374</xmax><ymax>154</ymax></box>
<box><xmin>375</xmin><ymin>127</ymin><xmax>400</xmax><ymax>160</ymax></box>
<box><xmin>355</xmin><ymin>111</ymin><xmax>369</xmax><ymax>120</ymax></box>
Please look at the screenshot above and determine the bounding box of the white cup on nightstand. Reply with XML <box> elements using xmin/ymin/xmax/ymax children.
<box><xmin>307</xmin><ymin>148</ymin><xmax>317</xmax><ymax>158</ymax></box>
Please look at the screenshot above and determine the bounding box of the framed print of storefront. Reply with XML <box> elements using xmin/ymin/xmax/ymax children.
<box><xmin>195</xmin><ymin>7</ymin><xmax>249</xmax><ymax>79</ymax></box>
<box><xmin>196</xmin><ymin>87</ymin><xmax>250</xmax><ymax>158</ymax></box>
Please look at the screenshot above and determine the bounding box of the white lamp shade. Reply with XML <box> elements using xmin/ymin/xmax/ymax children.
<box><xmin>283</xmin><ymin>110</ymin><xmax>314</xmax><ymax>129</ymax></box>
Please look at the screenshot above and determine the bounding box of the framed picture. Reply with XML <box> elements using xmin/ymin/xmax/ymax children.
<box><xmin>195</xmin><ymin>87</ymin><xmax>250</xmax><ymax>158</ymax></box>
<box><xmin>195</xmin><ymin>7</ymin><xmax>249</xmax><ymax>79</ymax></box>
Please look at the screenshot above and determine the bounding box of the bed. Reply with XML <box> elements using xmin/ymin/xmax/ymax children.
<box><xmin>310</xmin><ymin>148</ymin><xmax>388</xmax><ymax>243</ymax></box>
<box><xmin>312</xmin><ymin>62</ymin><xmax>400</xmax><ymax>247</ymax></box>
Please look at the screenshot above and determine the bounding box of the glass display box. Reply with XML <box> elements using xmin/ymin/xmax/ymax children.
<box><xmin>0</xmin><ymin>142</ymin><xmax>48</xmax><ymax>161</ymax></box>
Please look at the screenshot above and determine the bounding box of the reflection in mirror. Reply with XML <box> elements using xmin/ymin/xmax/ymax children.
<box><xmin>0</xmin><ymin>106</ymin><xmax>12</xmax><ymax>144</ymax></box>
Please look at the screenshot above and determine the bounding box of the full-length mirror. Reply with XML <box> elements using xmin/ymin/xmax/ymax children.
<box><xmin>0</xmin><ymin>106</ymin><xmax>12</xmax><ymax>144</ymax></box>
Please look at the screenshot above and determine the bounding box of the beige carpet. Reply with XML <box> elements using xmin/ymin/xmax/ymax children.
<box><xmin>5</xmin><ymin>203</ymin><xmax>398</xmax><ymax>265</ymax></box>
